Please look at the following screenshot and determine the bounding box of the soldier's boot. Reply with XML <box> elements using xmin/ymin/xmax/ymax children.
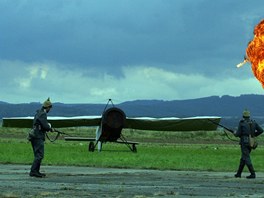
<box><xmin>234</xmin><ymin>160</ymin><xmax>245</xmax><ymax>178</ymax></box>
<box><xmin>246</xmin><ymin>164</ymin><xmax>256</xmax><ymax>179</ymax></box>
<box><xmin>29</xmin><ymin>171</ymin><xmax>43</xmax><ymax>177</ymax></box>
<box><xmin>36</xmin><ymin>162</ymin><xmax>46</xmax><ymax>177</ymax></box>
<box><xmin>39</xmin><ymin>172</ymin><xmax>46</xmax><ymax>177</ymax></box>
<box><xmin>30</xmin><ymin>161</ymin><xmax>43</xmax><ymax>178</ymax></box>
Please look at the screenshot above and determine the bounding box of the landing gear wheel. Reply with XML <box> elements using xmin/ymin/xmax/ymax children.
<box><xmin>89</xmin><ymin>142</ymin><xmax>95</xmax><ymax>152</ymax></box>
<box><xmin>132</xmin><ymin>144</ymin><xmax>137</xmax><ymax>153</ymax></box>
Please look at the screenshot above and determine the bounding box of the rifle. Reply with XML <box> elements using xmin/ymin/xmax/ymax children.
<box><xmin>208</xmin><ymin>119</ymin><xmax>238</xmax><ymax>142</ymax></box>
<box><xmin>46</xmin><ymin>129</ymin><xmax>71</xmax><ymax>142</ymax></box>
<box><xmin>208</xmin><ymin>119</ymin><xmax>234</xmax><ymax>133</ymax></box>
<box><xmin>54</xmin><ymin>129</ymin><xmax>69</xmax><ymax>135</ymax></box>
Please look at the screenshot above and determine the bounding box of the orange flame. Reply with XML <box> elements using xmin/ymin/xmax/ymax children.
<box><xmin>246</xmin><ymin>19</ymin><xmax>264</xmax><ymax>87</ymax></box>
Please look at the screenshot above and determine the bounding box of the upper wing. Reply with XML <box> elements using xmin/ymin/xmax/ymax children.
<box><xmin>2</xmin><ymin>116</ymin><xmax>102</xmax><ymax>128</ymax></box>
<box><xmin>2</xmin><ymin>115</ymin><xmax>221</xmax><ymax>131</ymax></box>
<box><xmin>125</xmin><ymin>116</ymin><xmax>221</xmax><ymax>131</ymax></box>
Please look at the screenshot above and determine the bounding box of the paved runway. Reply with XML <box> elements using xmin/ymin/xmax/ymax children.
<box><xmin>1</xmin><ymin>164</ymin><xmax>264</xmax><ymax>197</ymax></box>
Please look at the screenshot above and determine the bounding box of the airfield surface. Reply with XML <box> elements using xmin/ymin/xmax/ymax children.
<box><xmin>1</xmin><ymin>164</ymin><xmax>264</xmax><ymax>197</ymax></box>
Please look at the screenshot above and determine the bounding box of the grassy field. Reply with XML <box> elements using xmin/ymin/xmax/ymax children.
<box><xmin>1</xmin><ymin>127</ymin><xmax>264</xmax><ymax>172</ymax></box>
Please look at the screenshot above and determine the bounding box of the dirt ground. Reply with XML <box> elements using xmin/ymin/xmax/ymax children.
<box><xmin>1</xmin><ymin>164</ymin><xmax>264</xmax><ymax>198</ymax></box>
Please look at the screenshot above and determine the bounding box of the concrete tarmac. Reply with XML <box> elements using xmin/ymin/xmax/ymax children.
<box><xmin>1</xmin><ymin>164</ymin><xmax>264</xmax><ymax>198</ymax></box>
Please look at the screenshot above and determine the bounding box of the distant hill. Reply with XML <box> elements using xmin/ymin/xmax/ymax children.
<box><xmin>1</xmin><ymin>94</ymin><xmax>264</xmax><ymax>128</ymax></box>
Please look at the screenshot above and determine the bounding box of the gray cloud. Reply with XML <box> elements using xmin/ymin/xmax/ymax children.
<box><xmin>0</xmin><ymin>0</ymin><xmax>263</xmax><ymax>103</ymax></box>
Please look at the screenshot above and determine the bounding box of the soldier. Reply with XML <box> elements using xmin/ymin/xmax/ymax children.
<box><xmin>234</xmin><ymin>109</ymin><xmax>263</xmax><ymax>179</ymax></box>
<box><xmin>28</xmin><ymin>98</ymin><xmax>54</xmax><ymax>177</ymax></box>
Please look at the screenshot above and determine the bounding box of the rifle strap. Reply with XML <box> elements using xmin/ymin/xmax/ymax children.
<box><xmin>223</xmin><ymin>130</ymin><xmax>239</xmax><ymax>142</ymax></box>
<box><xmin>46</xmin><ymin>132</ymin><xmax>60</xmax><ymax>142</ymax></box>
<box><xmin>249</xmin><ymin>121</ymin><xmax>254</xmax><ymax>137</ymax></box>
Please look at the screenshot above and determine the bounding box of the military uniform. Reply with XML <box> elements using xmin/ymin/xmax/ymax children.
<box><xmin>234</xmin><ymin>110</ymin><xmax>263</xmax><ymax>179</ymax></box>
<box><xmin>29</xmin><ymin>98</ymin><xmax>53</xmax><ymax>177</ymax></box>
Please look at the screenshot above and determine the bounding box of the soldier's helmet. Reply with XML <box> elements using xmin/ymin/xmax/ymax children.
<box><xmin>243</xmin><ymin>109</ymin><xmax>250</xmax><ymax>118</ymax></box>
<box><xmin>43</xmin><ymin>97</ymin><xmax>52</xmax><ymax>109</ymax></box>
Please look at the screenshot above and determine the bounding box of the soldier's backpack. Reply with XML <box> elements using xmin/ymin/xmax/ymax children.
<box><xmin>249</xmin><ymin>122</ymin><xmax>258</xmax><ymax>150</ymax></box>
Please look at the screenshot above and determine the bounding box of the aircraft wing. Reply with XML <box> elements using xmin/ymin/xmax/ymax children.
<box><xmin>2</xmin><ymin>115</ymin><xmax>221</xmax><ymax>131</ymax></box>
<box><xmin>125</xmin><ymin>116</ymin><xmax>221</xmax><ymax>131</ymax></box>
<box><xmin>2</xmin><ymin>116</ymin><xmax>102</xmax><ymax>128</ymax></box>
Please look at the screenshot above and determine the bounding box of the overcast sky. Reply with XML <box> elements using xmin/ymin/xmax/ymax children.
<box><xmin>0</xmin><ymin>0</ymin><xmax>263</xmax><ymax>104</ymax></box>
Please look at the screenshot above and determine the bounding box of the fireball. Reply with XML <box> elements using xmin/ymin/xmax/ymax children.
<box><xmin>244</xmin><ymin>19</ymin><xmax>264</xmax><ymax>87</ymax></box>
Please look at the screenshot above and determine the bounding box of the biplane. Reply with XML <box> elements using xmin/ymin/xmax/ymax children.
<box><xmin>2</xmin><ymin>99</ymin><xmax>221</xmax><ymax>152</ymax></box>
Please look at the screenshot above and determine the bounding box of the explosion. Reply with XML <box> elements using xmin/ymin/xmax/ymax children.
<box><xmin>239</xmin><ymin>19</ymin><xmax>264</xmax><ymax>87</ymax></box>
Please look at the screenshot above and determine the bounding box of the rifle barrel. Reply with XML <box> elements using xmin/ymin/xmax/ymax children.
<box><xmin>54</xmin><ymin>129</ymin><xmax>70</xmax><ymax>136</ymax></box>
<box><xmin>208</xmin><ymin>119</ymin><xmax>234</xmax><ymax>133</ymax></box>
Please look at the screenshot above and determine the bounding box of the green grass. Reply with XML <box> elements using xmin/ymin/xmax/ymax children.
<box><xmin>1</xmin><ymin>127</ymin><xmax>264</xmax><ymax>172</ymax></box>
